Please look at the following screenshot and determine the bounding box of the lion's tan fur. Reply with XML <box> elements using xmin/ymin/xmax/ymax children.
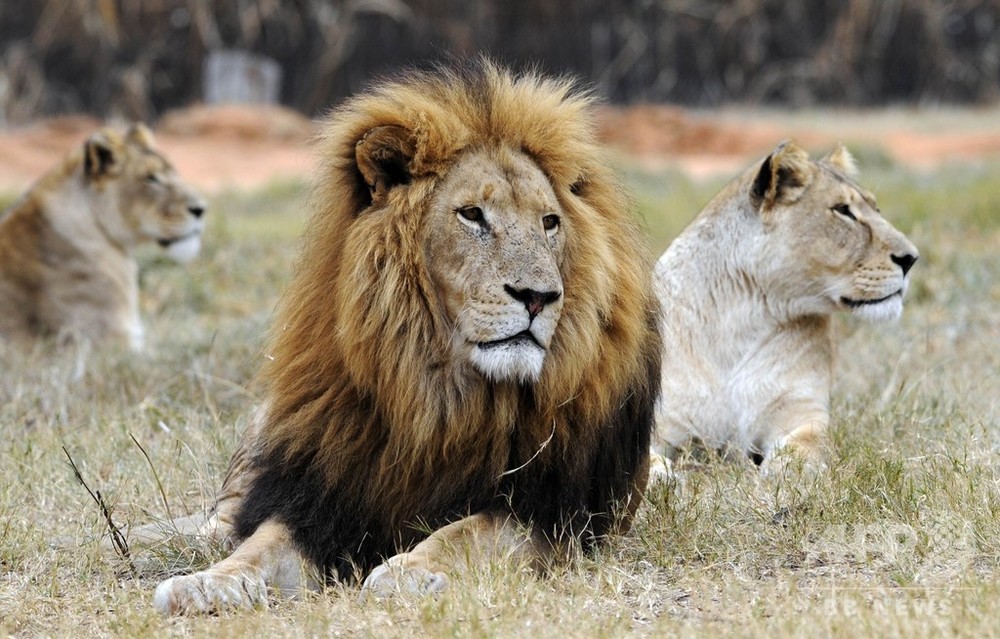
<box><xmin>651</xmin><ymin>141</ymin><xmax>918</xmax><ymax>473</ymax></box>
<box><xmin>0</xmin><ymin>124</ymin><xmax>205</xmax><ymax>349</ymax></box>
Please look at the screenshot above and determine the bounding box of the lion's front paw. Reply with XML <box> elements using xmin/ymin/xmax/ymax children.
<box><xmin>153</xmin><ymin>571</ymin><xmax>268</xmax><ymax>615</ymax></box>
<box><xmin>361</xmin><ymin>560</ymin><xmax>449</xmax><ymax>599</ymax></box>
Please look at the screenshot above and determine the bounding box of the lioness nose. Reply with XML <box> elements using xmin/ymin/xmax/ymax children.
<box><xmin>891</xmin><ymin>252</ymin><xmax>917</xmax><ymax>276</ymax></box>
<box><xmin>188</xmin><ymin>204</ymin><xmax>205</xmax><ymax>218</ymax></box>
<box><xmin>504</xmin><ymin>284</ymin><xmax>561</xmax><ymax>320</ymax></box>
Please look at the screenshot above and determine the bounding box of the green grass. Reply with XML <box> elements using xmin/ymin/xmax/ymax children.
<box><xmin>2</xmin><ymin>158</ymin><xmax>1000</xmax><ymax>637</ymax></box>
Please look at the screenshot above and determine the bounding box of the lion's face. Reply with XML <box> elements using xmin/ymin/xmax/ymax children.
<box><xmin>85</xmin><ymin>124</ymin><xmax>206</xmax><ymax>262</ymax></box>
<box><xmin>424</xmin><ymin>147</ymin><xmax>566</xmax><ymax>382</ymax></box>
<box><xmin>755</xmin><ymin>144</ymin><xmax>918</xmax><ymax>322</ymax></box>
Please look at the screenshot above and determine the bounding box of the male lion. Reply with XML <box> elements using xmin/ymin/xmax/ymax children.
<box><xmin>149</xmin><ymin>61</ymin><xmax>661</xmax><ymax>615</ymax></box>
<box><xmin>0</xmin><ymin>124</ymin><xmax>206</xmax><ymax>350</ymax></box>
<box><xmin>650</xmin><ymin>141</ymin><xmax>917</xmax><ymax>476</ymax></box>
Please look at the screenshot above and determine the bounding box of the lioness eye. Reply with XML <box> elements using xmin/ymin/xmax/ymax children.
<box><xmin>457</xmin><ymin>206</ymin><xmax>484</xmax><ymax>223</ymax></box>
<box><xmin>832</xmin><ymin>203</ymin><xmax>855</xmax><ymax>220</ymax></box>
<box><xmin>542</xmin><ymin>214</ymin><xmax>560</xmax><ymax>231</ymax></box>
<box><xmin>145</xmin><ymin>173</ymin><xmax>160</xmax><ymax>184</ymax></box>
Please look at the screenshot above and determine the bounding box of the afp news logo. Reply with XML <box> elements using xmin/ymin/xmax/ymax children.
<box><xmin>819</xmin><ymin>590</ymin><xmax>954</xmax><ymax>618</ymax></box>
<box><xmin>804</xmin><ymin>514</ymin><xmax>974</xmax><ymax>570</ymax></box>
<box><xmin>804</xmin><ymin>514</ymin><xmax>974</xmax><ymax>618</ymax></box>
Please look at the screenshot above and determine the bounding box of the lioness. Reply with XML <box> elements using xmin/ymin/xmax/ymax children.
<box><xmin>0</xmin><ymin>124</ymin><xmax>206</xmax><ymax>349</ymax></box>
<box><xmin>651</xmin><ymin>141</ymin><xmax>918</xmax><ymax>475</ymax></box>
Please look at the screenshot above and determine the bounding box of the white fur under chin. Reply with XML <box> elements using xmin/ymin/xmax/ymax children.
<box><xmin>166</xmin><ymin>234</ymin><xmax>202</xmax><ymax>263</ymax></box>
<box><xmin>471</xmin><ymin>343</ymin><xmax>545</xmax><ymax>382</ymax></box>
<box><xmin>851</xmin><ymin>295</ymin><xmax>903</xmax><ymax>323</ymax></box>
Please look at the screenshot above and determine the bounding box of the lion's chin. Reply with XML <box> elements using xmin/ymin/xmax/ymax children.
<box><xmin>470</xmin><ymin>342</ymin><xmax>545</xmax><ymax>383</ymax></box>
<box><xmin>163</xmin><ymin>234</ymin><xmax>202</xmax><ymax>263</ymax></box>
<box><xmin>841</xmin><ymin>291</ymin><xmax>904</xmax><ymax>323</ymax></box>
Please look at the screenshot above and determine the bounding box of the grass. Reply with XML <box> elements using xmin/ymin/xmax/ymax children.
<box><xmin>2</xmin><ymin>156</ymin><xmax>1000</xmax><ymax>637</ymax></box>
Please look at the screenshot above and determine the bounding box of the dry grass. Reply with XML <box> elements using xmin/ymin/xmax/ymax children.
<box><xmin>2</xmin><ymin>156</ymin><xmax>1000</xmax><ymax>637</ymax></box>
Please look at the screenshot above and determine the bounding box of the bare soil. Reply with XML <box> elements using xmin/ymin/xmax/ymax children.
<box><xmin>596</xmin><ymin>104</ymin><xmax>1000</xmax><ymax>178</ymax></box>
<box><xmin>0</xmin><ymin>103</ymin><xmax>999</xmax><ymax>194</ymax></box>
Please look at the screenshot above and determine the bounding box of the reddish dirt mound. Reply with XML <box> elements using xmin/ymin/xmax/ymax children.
<box><xmin>153</xmin><ymin>104</ymin><xmax>315</xmax><ymax>192</ymax></box>
<box><xmin>597</xmin><ymin>105</ymin><xmax>787</xmax><ymax>157</ymax></box>
<box><xmin>157</xmin><ymin>104</ymin><xmax>314</xmax><ymax>143</ymax></box>
<box><xmin>0</xmin><ymin>115</ymin><xmax>102</xmax><ymax>192</ymax></box>
<box><xmin>596</xmin><ymin>104</ymin><xmax>1000</xmax><ymax>177</ymax></box>
<box><xmin>1</xmin><ymin>103</ymin><xmax>999</xmax><ymax>195</ymax></box>
<box><xmin>0</xmin><ymin>105</ymin><xmax>315</xmax><ymax>194</ymax></box>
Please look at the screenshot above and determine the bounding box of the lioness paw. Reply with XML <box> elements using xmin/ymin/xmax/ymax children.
<box><xmin>761</xmin><ymin>450</ymin><xmax>826</xmax><ymax>480</ymax></box>
<box><xmin>647</xmin><ymin>449</ymin><xmax>675</xmax><ymax>485</ymax></box>
<box><xmin>361</xmin><ymin>562</ymin><xmax>449</xmax><ymax>599</ymax></box>
<box><xmin>153</xmin><ymin>571</ymin><xmax>267</xmax><ymax>615</ymax></box>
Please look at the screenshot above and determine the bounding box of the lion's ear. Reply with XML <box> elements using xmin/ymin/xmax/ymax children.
<box><xmin>126</xmin><ymin>123</ymin><xmax>156</xmax><ymax>149</ymax></box>
<box><xmin>749</xmin><ymin>140</ymin><xmax>813</xmax><ymax>211</ymax></box>
<box><xmin>821</xmin><ymin>142</ymin><xmax>858</xmax><ymax>176</ymax></box>
<box><xmin>355</xmin><ymin>125</ymin><xmax>416</xmax><ymax>204</ymax></box>
<box><xmin>83</xmin><ymin>130</ymin><xmax>120</xmax><ymax>180</ymax></box>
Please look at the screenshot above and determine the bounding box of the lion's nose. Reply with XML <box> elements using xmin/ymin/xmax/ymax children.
<box><xmin>188</xmin><ymin>204</ymin><xmax>206</xmax><ymax>218</ymax></box>
<box><xmin>504</xmin><ymin>284</ymin><xmax>561</xmax><ymax>320</ymax></box>
<box><xmin>891</xmin><ymin>252</ymin><xmax>917</xmax><ymax>276</ymax></box>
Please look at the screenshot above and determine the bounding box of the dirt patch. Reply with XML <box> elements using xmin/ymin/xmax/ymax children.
<box><xmin>153</xmin><ymin>104</ymin><xmax>315</xmax><ymax>193</ymax></box>
<box><xmin>156</xmin><ymin>104</ymin><xmax>313</xmax><ymax>142</ymax></box>
<box><xmin>598</xmin><ymin>104</ymin><xmax>1000</xmax><ymax>178</ymax></box>
<box><xmin>0</xmin><ymin>105</ymin><xmax>315</xmax><ymax>195</ymax></box>
<box><xmin>1</xmin><ymin>103</ymin><xmax>999</xmax><ymax>194</ymax></box>
<box><xmin>597</xmin><ymin>105</ymin><xmax>791</xmax><ymax>157</ymax></box>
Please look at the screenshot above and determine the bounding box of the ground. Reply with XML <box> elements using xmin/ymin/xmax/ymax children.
<box><xmin>1</xmin><ymin>105</ymin><xmax>1000</xmax><ymax>637</ymax></box>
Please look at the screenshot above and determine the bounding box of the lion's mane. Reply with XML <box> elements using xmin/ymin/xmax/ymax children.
<box><xmin>233</xmin><ymin>60</ymin><xmax>662</xmax><ymax>579</ymax></box>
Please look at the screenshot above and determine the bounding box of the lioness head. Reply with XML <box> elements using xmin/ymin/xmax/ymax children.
<box><xmin>84</xmin><ymin>124</ymin><xmax>206</xmax><ymax>262</ymax></box>
<box><xmin>749</xmin><ymin>141</ymin><xmax>918</xmax><ymax>322</ymax></box>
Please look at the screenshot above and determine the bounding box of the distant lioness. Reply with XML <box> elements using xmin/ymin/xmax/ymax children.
<box><xmin>651</xmin><ymin>141</ymin><xmax>917</xmax><ymax>475</ymax></box>
<box><xmin>0</xmin><ymin>124</ymin><xmax>206</xmax><ymax>349</ymax></box>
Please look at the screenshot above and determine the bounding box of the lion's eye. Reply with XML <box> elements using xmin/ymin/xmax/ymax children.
<box><xmin>832</xmin><ymin>203</ymin><xmax>855</xmax><ymax>220</ymax></box>
<box><xmin>542</xmin><ymin>214</ymin><xmax>560</xmax><ymax>232</ymax></box>
<box><xmin>457</xmin><ymin>206</ymin><xmax>484</xmax><ymax>224</ymax></box>
<box><xmin>145</xmin><ymin>173</ymin><xmax>160</xmax><ymax>184</ymax></box>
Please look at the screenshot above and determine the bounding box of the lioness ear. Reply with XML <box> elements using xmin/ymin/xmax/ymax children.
<box><xmin>126</xmin><ymin>123</ymin><xmax>156</xmax><ymax>148</ymax></box>
<box><xmin>749</xmin><ymin>140</ymin><xmax>813</xmax><ymax>211</ymax></box>
<box><xmin>83</xmin><ymin>130</ymin><xmax>119</xmax><ymax>180</ymax></box>
<box><xmin>821</xmin><ymin>142</ymin><xmax>858</xmax><ymax>176</ymax></box>
<box><xmin>355</xmin><ymin>125</ymin><xmax>416</xmax><ymax>204</ymax></box>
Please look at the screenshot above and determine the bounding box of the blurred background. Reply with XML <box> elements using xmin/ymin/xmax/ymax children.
<box><xmin>2</xmin><ymin>0</ymin><xmax>1000</xmax><ymax>123</ymax></box>
<box><xmin>1</xmin><ymin>1</ymin><xmax>1000</xmax><ymax>195</ymax></box>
